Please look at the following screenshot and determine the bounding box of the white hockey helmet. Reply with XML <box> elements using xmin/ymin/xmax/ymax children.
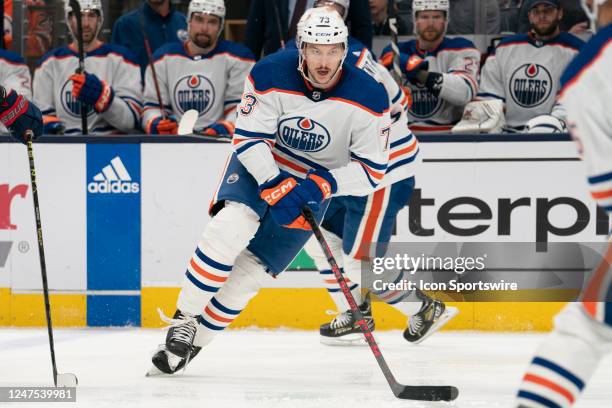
<box><xmin>297</xmin><ymin>8</ymin><xmax>349</xmax><ymax>87</ymax></box>
<box><xmin>64</xmin><ymin>0</ymin><xmax>104</xmax><ymax>38</ymax></box>
<box><xmin>581</xmin><ymin>0</ymin><xmax>607</xmax><ymax>32</ymax></box>
<box><xmin>412</xmin><ymin>0</ymin><xmax>449</xmax><ymax>19</ymax></box>
<box><xmin>314</xmin><ymin>0</ymin><xmax>350</xmax><ymax>20</ymax></box>
<box><xmin>187</xmin><ymin>0</ymin><xmax>226</xmax><ymax>38</ymax></box>
<box><xmin>295</xmin><ymin>7</ymin><xmax>327</xmax><ymax>45</ymax></box>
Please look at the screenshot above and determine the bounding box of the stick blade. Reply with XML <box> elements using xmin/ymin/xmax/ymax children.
<box><xmin>178</xmin><ymin>110</ymin><xmax>199</xmax><ymax>135</ymax></box>
<box><xmin>56</xmin><ymin>373</ymin><xmax>78</xmax><ymax>387</ymax></box>
<box><xmin>393</xmin><ymin>384</ymin><xmax>458</xmax><ymax>401</ymax></box>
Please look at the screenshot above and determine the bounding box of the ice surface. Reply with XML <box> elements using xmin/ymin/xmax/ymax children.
<box><xmin>1</xmin><ymin>329</ymin><xmax>610</xmax><ymax>408</ymax></box>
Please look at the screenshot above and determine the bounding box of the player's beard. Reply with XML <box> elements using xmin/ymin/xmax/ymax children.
<box><xmin>82</xmin><ymin>29</ymin><xmax>96</xmax><ymax>45</ymax></box>
<box><xmin>418</xmin><ymin>26</ymin><xmax>444</xmax><ymax>43</ymax></box>
<box><xmin>191</xmin><ymin>33</ymin><xmax>214</xmax><ymax>49</ymax></box>
<box><xmin>531</xmin><ymin>18</ymin><xmax>560</xmax><ymax>37</ymax></box>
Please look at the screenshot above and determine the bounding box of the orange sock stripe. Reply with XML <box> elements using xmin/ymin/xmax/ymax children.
<box><xmin>523</xmin><ymin>373</ymin><xmax>575</xmax><ymax>404</ymax></box>
<box><xmin>190</xmin><ymin>259</ymin><xmax>228</xmax><ymax>283</ymax></box>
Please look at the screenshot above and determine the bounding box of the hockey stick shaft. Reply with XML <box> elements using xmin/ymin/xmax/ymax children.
<box><xmin>25</xmin><ymin>132</ymin><xmax>58</xmax><ymax>386</ymax></box>
<box><xmin>302</xmin><ymin>207</ymin><xmax>458</xmax><ymax>401</ymax></box>
<box><xmin>139</xmin><ymin>10</ymin><xmax>167</xmax><ymax>120</ymax></box>
<box><xmin>69</xmin><ymin>0</ymin><xmax>88</xmax><ymax>135</ymax></box>
<box><xmin>387</xmin><ymin>0</ymin><xmax>403</xmax><ymax>85</ymax></box>
<box><xmin>272</xmin><ymin>0</ymin><xmax>286</xmax><ymax>50</ymax></box>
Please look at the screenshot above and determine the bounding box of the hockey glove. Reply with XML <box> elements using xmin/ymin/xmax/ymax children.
<box><xmin>70</xmin><ymin>72</ymin><xmax>115</xmax><ymax>113</ymax></box>
<box><xmin>292</xmin><ymin>169</ymin><xmax>337</xmax><ymax>208</ymax></box>
<box><xmin>402</xmin><ymin>55</ymin><xmax>429</xmax><ymax>85</ymax></box>
<box><xmin>259</xmin><ymin>171</ymin><xmax>311</xmax><ymax>230</ymax></box>
<box><xmin>147</xmin><ymin>115</ymin><xmax>179</xmax><ymax>135</ymax></box>
<box><xmin>0</xmin><ymin>87</ymin><xmax>43</xmax><ymax>144</ymax></box>
<box><xmin>43</xmin><ymin>115</ymin><xmax>65</xmax><ymax>135</ymax></box>
<box><xmin>202</xmin><ymin>120</ymin><xmax>235</xmax><ymax>136</ymax></box>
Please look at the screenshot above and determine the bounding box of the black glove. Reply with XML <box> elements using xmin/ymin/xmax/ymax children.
<box><xmin>0</xmin><ymin>86</ymin><xmax>43</xmax><ymax>144</ymax></box>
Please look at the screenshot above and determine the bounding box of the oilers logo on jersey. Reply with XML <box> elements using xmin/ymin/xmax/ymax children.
<box><xmin>60</xmin><ymin>79</ymin><xmax>94</xmax><ymax>117</ymax></box>
<box><xmin>173</xmin><ymin>74</ymin><xmax>216</xmax><ymax>115</ymax></box>
<box><xmin>509</xmin><ymin>63</ymin><xmax>552</xmax><ymax>108</ymax></box>
<box><xmin>278</xmin><ymin>117</ymin><xmax>331</xmax><ymax>152</ymax></box>
<box><xmin>408</xmin><ymin>84</ymin><xmax>442</xmax><ymax>119</ymax></box>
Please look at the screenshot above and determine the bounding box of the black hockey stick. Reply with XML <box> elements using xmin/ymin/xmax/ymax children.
<box><xmin>272</xmin><ymin>0</ymin><xmax>286</xmax><ymax>50</ymax></box>
<box><xmin>69</xmin><ymin>0</ymin><xmax>88</xmax><ymax>134</ymax></box>
<box><xmin>302</xmin><ymin>206</ymin><xmax>458</xmax><ymax>402</ymax></box>
<box><xmin>139</xmin><ymin>8</ymin><xmax>167</xmax><ymax>120</ymax></box>
<box><xmin>25</xmin><ymin>132</ymin><xmax>78</xmax><ymax>388</ymax></box>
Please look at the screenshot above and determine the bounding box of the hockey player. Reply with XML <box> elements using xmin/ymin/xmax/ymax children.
<box><xmin>458</xmin><ymin>0</ymin><xmax>584</xmax><ymax>134</ymax></box>
<box><xmin>0</xmin><ymin>50</ymin><xmax>32</xmax><ymax>98</ymax></box>
<box><xmin>379</xmin><ymin>0</ymin><xmax>480</xmax><ymax>134</ymax></box>
<box><xmin>516</xmin><ymin>1</ymin><xmax>612</xmax><ymax>407</ymax></box>
<box><xmin>0</xmin><ymin>85</ymin><xmax>43</xmax><ymax>143</ymax></box>
<box><xmin>292</xmin><ymin>6</ymin><xmax>458</xmax><ymax>345</ymax></box>
<box><xmin>33</xmin><ymin>0</ymin><xmax>142</xmax><ymax>135</ymax></box>
<box><xmin>142</xmin><ymin>0</ymin><xmax>255</xmax><ymax>136</ymax></box>
<box><xmin>149</xmin><ymin>9</ymin><xmax>390</xmax><ymax>374</ymax></box>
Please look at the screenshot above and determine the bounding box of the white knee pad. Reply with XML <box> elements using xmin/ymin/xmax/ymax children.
<box><xmin>304</xmin><ymin>229</ymin><xmax>344</xmax><ymax>270</ymax></box>
<box><xmin>199</xmin><ymin>201</ymin><xmax>260</xmax><ymax>262</ymax></box>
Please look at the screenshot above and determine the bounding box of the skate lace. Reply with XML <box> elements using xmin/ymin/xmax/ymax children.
<box><xmin>328</xmin><ymin>310</ymin><xmax>353</xmax><ymax>329</ymax></box>
<box><xmin>408</xmin><ymin>314</ymin><xmax>423</xmax><ymax>335</ymax></box>
<box><xmin>157</xmin><ymin>308</ymin><xmax>198</xmax><ymax>344</ymax></box>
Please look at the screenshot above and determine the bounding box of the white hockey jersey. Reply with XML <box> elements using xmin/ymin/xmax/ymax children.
<box><xmin>142</xmin><ymin>40</ymin><xmax>255</xmax><ymax>132</ymax></box>
<box><xmin>234</xmin><ymin>50</ymin><xmax>390</xmax><ymax>197</ymax></box>
<box><xmin>349</xmin><ymin>47</ymin><xmax>418</xmax><ymax>187</ymax></box>
<box><xmin>0</xmin><ymin>49</ymin><xmax>31</xmax><ymax>98</ymax></box>
<box><xmin>479</xmin><ymin>32</ymin><xmax>584</xmax><ymax>130</ymax></box>
<box><xmin>559</xmin><ymin>24</ymin><xmax>612</xmax><ymax>215</ymax></box>
<box><xmin>381</xmin><ymin>37</ymin><xmax>480</xmax><ymax>134</ymax></box>
<box><xmin>33</xmin><ymin>43</ymin><xmax>142</xmax><ymax>135</ymax></box>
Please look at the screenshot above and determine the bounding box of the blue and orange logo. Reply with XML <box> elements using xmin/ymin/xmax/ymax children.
<box><xmin>405</xmin><ymin>82</ymin><xmax>442</xmax><ymax>119</ymax></box>
<box><xmin>173</xmin><ymin>74</ymin><xmax>216</xmax><ymax>115</ymax></box>
<box><xmin>509</xmin><ymin>63</ymin><xmax>553</xmax><ymax>108</ymax></box>
<box><xmin>278</xmin><ymin>117</ymin><xmax>331</xmax><ymax>152</ymax></box>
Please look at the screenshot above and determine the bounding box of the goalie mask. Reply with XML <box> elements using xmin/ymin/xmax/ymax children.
<box><xmin>297</xmin><ymin>8</ymin><xmax>349</xmax><ymax>88</ymax></box>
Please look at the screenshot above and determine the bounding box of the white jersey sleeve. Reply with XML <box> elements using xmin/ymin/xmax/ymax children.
<box><xmin>559</xmin><ymin>28</ymin><xmax>612</xmax><ymax>214</ymax></box>
<box><xmin>224</xmin><ymin>54</ymin><xmax>255</xmax><ymax>123</ymax></box>
<box><xmin>0</xmin><ymin>51</ymin><xmax>32</xmax><ymax>98</ymax></box>
<box><xmin>233</xmin><ymin>75</ymin><xmax>280</xmax><ymax>184</ymax></box>
<box><xmin>32</xmin><ymin>56</ymin><xmax>57</xmax><ymax>118</ymax></box>
<box><xmin>440</xmin><ymin>48</ymin><xmax>480</xmax><ymax>105</ymax></box>
<box><xmin>99</xmin><ymin>48</ymin><xmax>142</xmax><ymax>132</ymax></box>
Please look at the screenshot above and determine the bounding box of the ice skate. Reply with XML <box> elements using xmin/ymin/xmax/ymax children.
<box><xmin>320</xmin><ymin>293</ymin><xmax>375</xmax><ymax>346</ymax></box>
<box><xmin>403</xmin><ymin>298</ymin><xmax>458</xmax><ymax>344</ymax></box>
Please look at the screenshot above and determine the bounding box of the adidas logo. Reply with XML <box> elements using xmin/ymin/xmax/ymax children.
<box><xmin>87</xmin><ymin>156</ymin><xmax>140</xmax><ymax>194</ymax></box>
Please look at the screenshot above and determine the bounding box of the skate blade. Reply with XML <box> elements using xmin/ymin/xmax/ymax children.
<box><xmin>145</xmin><ymin>366</ymin><xmax>165</xmax><ymax>377</ymax></box>
<box><xmin>320</xmin><ymin>333</ymin><xmax>369</xmax><ymax>347</ymax></box>
<box><xmin>412</xmin><ymin>306</ymin><xmax>459</xmax><ymax>345</ymax></box>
